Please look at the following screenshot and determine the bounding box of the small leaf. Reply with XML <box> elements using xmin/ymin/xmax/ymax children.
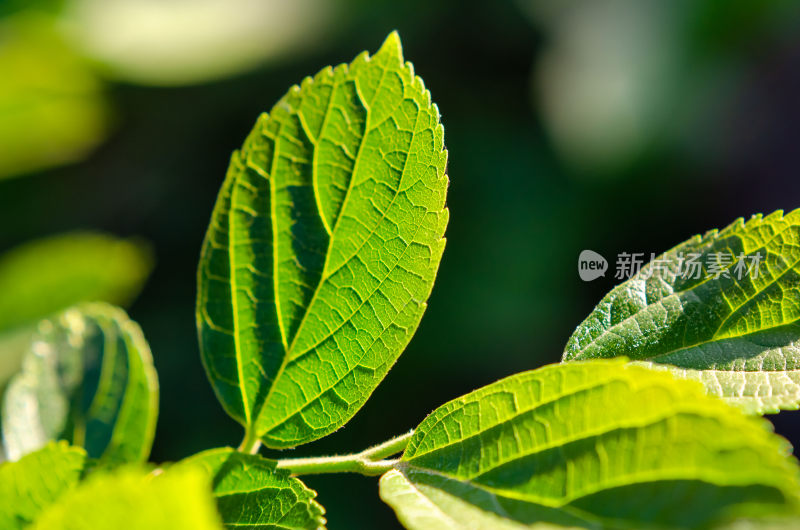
<box><xmin>0</xmin><ymin>13</ymin><xmax>109</xmax><ymax>180</ymax></box>
<box><xmin>0</xmin><ymin>231</ymin><xmax>152</xmax><ymax>334</ymax></box>
<box><xmin>2</xmin><ymin>303</ymin><xmax>158</xmax><ymax>465</ymax></box>
<box><xmin>564</xmin><ymin>209</ymin><xmax>800</xmax><ymax>414</ymax></box>
<box><xmin>380</xmin><ymin>360</ymin><xmax>800</xmax><ymax>529</ymax></box>
<box><xmin>30</xmin><ymin>465</ymin><xmax>223</xmax><ymax>530</ymax></box>
<box><xmin>197</xmin><ymin>31</ymin><xmax>448</xmax><ymax>448</ymax></box>
<box><xmin>0</xmin><ymin>441</ymin><xmax>86</xmax><ymax>530</ymax></box>
<box><xmin>177</xmin><ymin>448</ymin><xmax>325</xmax><ymax>530</ymax></box>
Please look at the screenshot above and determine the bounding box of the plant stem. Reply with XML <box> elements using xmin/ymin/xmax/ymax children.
<box><xmin>237</xmin><ymin>428</ymin><xmax>262</xmax><ymax>455</ymax></box>
<box><xmin>275</xmin><ymin>430</ymin><xmax>413</xmax><ymax>476</ymax></box>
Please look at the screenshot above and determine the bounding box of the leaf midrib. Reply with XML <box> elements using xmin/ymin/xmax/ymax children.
<box><xmin>403</xmin><ymin>428</ymin><xmax>785</xmax><ymax>510</ymax></box>
<box><xmin>406</xmin><ymin>401</ymin><xmax>772</xmax><ymax>491</ymax></box>
<box><xmin>251</xmin><ymin>57</ymin><xmax>384</xmax><ymax>435</ymax></box>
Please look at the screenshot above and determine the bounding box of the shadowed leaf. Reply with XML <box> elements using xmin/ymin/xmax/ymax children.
<box><xmin>2</xmin><ymin>303</ymin><xmax>158</xmax><ymax>466</ymax></box>
<box><xmin>564</xmin><ymin>209</ymin><xmax>800</xmax><ymax>414</ymax></box>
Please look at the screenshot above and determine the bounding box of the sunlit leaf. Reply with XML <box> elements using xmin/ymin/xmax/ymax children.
<box><xmin>2</xmin><ymin>303</ymin><xmax>158</xmax><ymax>465</ymax></box>
<box><xmin>380</xmin><ymin>360</ymin><xmax>800</xmax><ymax>529</ymax></box>
<box><xmin>0</xmin><ymin>441</ymin><xmax>86</xmax><ymax>530</ymax></box>
<box><xmin>30</xmin><ymin>465</ymin><xmax>223</xmax><ymax>530</ymax></box>
<box><xmin>177</xmin><ymin>448</ymin><xmax>325</xmax><ymax>529</ymax></box>
<box><xmin>197</xmin><ymin>32</ymin><xmax>448</xmax><ymax>448</ymax></box>
<box><xmin>0</xmin><ymin>13</ymin><xmax>108</xmax><ymax>179</ymax></box>
<box><xmin>564</xmin><ymin>209</ymin><xmax>800</xmax><ymax>414</ymax></box>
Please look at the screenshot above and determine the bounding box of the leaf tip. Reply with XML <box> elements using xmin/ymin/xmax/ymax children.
<box><xmin>378</xmin><ymin>31</ymin><xmax>403</xmax><ymax>62</ymax></box>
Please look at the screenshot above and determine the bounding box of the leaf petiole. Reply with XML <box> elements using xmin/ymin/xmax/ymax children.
<box><xmin>237</xmin><ymin>429</ymin><xmax>262</xmax><ymax>455</ymax></box>
<box><xmin>274</xmin><ymin>431</ymin><xmax>412</xmax><ymax>476</ymax></box>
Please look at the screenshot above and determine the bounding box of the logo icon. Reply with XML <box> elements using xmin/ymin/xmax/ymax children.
<box><xmin>578</xmin><ymin>250</ymin><xmax>608</xmax><ymax>281</ymax></box>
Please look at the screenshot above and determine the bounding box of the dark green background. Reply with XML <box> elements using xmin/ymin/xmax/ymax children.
<box><xmin>2</xmin><ymin>1</ymin><xmax>800</xmax><ymax>527</ymax></box>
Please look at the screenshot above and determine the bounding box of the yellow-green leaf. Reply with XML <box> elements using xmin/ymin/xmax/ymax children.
<box><xmin>0</xmin><ymin>13</ymin><xmax>108</xmax><ymax>180</ymax></box>
<box><xmin>197</xmin><ymin>32</ymin><xmax>448</xmax><ymax>448</ymax></box>
<box><xmin>380</xmin><ymin>361</ymin><xmax>800</xmax><ymax>529</ymax></box>
<box><xmin>0</xmin><ymin>442</ymin><xmax>86</xmax><ymax>530</ymax></box>
<box><xmin>30</xmin><ymin>466</ymin><xmax>223</xmax><ymax>530</ymax></box>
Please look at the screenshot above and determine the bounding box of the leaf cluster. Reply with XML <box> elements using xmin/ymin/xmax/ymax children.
<box><xmin>3</xmin><ymin>32</ymin><xmax>800</xmax><ymax>530</ymax></box>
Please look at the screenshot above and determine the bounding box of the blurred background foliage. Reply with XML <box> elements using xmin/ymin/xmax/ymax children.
<box><xmin>1</xmin><ymin>0</ymin><xmax>799</xmax><ymax>527</ymax></box>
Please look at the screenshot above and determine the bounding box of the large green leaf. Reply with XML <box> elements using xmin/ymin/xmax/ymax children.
<box><xmin>0</xmin><ymin>441</ymin><xmax>86</xmax><ymax>529</ymax></box>
<box><xmin>564</xmin><ymin>209</ymin><xmax>800</xmax><ymax>414</ymax></box>
<box><xmin>2</xmin><ymin>303</ymin><xmax>158</xmax><ymax>465</ymax></box>
<box><xmin>379</xmin><ymin>360</ymin><xmax>800</xmax><ymax>529</ymax></box>
<box><xmin>30</xmin><ymin>465</ymin><xmax>223</xmax><ymax>530</ymax></box>
<box><xmin>177</xmin><ymin>448</ymin><xmax>325</xmax><ymax>530</ymax></box>
<box><xmin>197</xmin><ymin>31</ymin><xmax>448</xmax><ymax>448</ymax></box>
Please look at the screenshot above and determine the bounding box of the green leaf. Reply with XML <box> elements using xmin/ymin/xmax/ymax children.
<box><xmin>0</xmin><ymin>231</ymin><xmax>152</xmax><ymax>334</ymax></box>
<box><xmin>0</xmin><ymin>441</ymin><xmax>86</xmax><ymax>529</ymax></box>
<box><xmin>0</xmin><ymin>13</ymin><xmax>108</xmax><ymax>180</ymax></box>
<box><xmin>380</xmin><ymin>360</ymin><xmax>800</xmax><ymax>529</ymax></box>
<box><xmin>2</xmin><ymin>303</ymin><xmax>158</xmax><ymax>466</ymax></box>
<box><xmin>176</xmin><ymin>448</ymin><xmax>325</xmax><ymax>530</ymax></box>
<box><xmin>564</xmin><ymin>209</ymin><xmax>800</xmax><ymax>414</ymax></box>
<box><xmin>197</xmin><ymin>31</ymin><xmax>448</xmax><ymax>448</ymax></box>
<box><xmin>30</xmin><ymin>465</ymin><xmax>223</xmax><ymax>530</ymax></box>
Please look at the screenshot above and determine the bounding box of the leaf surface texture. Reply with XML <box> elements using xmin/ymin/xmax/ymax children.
<box><xmin>380</xmin><ymin>361</ymin><xmax>800</xmax><ymax>529</ymax></box>
<box><xmin>564</xmin><ymin>210</ymin><xmax>800</xmax><ymax>413</ymax></box>
<box><xmin>178</xmin><ymin>448</ymin><xmax>326</xmax><ymax>529</ymax></box>
<box><xmin>197</xmin><ymin>32</ymin><xmax>448</xmax><ymax>447</ymax></box>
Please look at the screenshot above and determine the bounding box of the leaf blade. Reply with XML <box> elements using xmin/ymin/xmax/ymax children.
<box><xmin>564</xmin><ymin>209</ymin><xmax>800</xmax><ymax>413</ymax></box>
<box><xmin>0</xmin><ymin>441</ymin><xmax>86</xmax><ymax>530</ymax></box>
<box><xmin>197</xmin><ymin>31</ymin><xmax>448</xmax><ymax>448</ymax></box>
<box><xmin>177</xmin><ymin>448</ymin><xmax>326</xmax><ymax>530</ymax></box>
<box><xmin>381</xmin><ymin>361</ymin><xmax>800</xmax><ymax>529</ymax></box>
<box><xmin>30</xmin><ymin>466</ymin><xmax>222</xmax><ymax>530</ymax></box>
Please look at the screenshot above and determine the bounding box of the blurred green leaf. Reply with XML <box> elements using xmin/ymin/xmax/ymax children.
<box><xmin>197</xmin><ymin>32</ymin><xmax>448</xmax><ymax>448</ymax></box>
<box><xmin>380</xmin><ymin>360</ymin><xmax>800</xmax><ymax>529</ymax></box>
<box><xmin>564</xmin><ymin>209</ymin><xmax>800</xmax><ymax>414</ymax></box>
<box><xmin>177</xmin><ymin>448</ymin><xmax>325</xmax><ymax>530</ymax></box>
<box><xmin>2</xmin><ymin>303</ymin><xmax>158</xmax><ymax>466</ymax></box>
<box><xmin>0</xmin><ymin>12</ymin><xmax>108</xmax><ymax>179</ymax></box>
<box><xmin>30</xmin><ymin>465</ymin><xmax>223</xmax><ymax>530</ymax></box>
<box><xmin>0</xmin><ymin>441</ymin><xmax>86</xmax><ymax>530</ymax></box>
<box><xmin>0</xmin><ymin>231</ymin><xmax>152</xmax><ymax>333</ymax></box>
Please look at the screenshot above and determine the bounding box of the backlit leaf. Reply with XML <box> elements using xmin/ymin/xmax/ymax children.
<box><xmin>197</xmin><ymin>32</ymin><xmax>448</xmax><ymax>448</ymax></box>
<box><xmin>2</xmin><ymin>303</ymin><xmax>158</xmax><ymax>465</ymax></box>
<box><xmin>30</xmin><ymin>465</ymin><xmax>222</xmax><ymax>530</ymax></box>
<box><xmin>0</xmin><ymin>441</ymin><xmax>86</xmax><ymax>530</ymax></box>
<box><xmin>564</xmin><ymin>209</ymin><xmax>800</xmax><ymax>414</ymax></box>
<box><xmin>177</xmin><ymin>448</ymin><xmax>325</xmax><ymax>530</ymax></box>
<box><xmin>380</xmin><ymin>360</ymin><xmax>800</xmax><ymax>529</ymax></box>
